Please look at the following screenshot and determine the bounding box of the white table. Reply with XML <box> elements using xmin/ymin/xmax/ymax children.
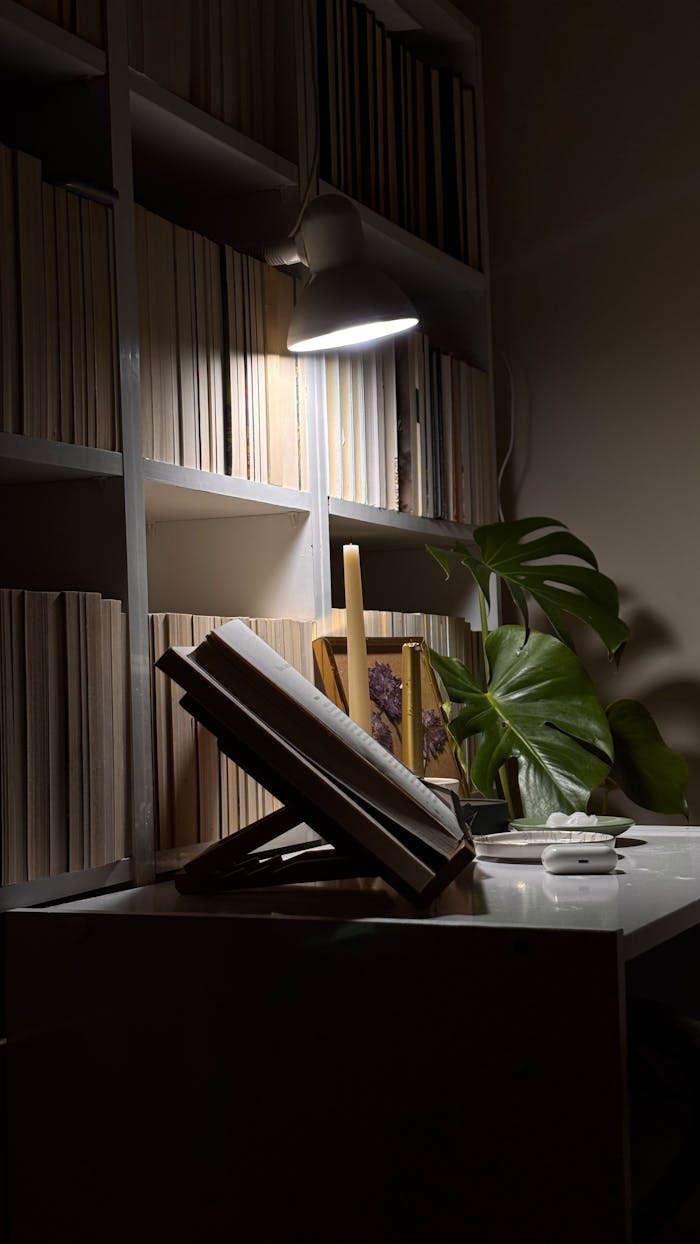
<box><xmin>450</xmin><ymin>826</ymin><xmax>700</xmax><ymax>957</ymax></box>
<box><xmin>6</xmin><ymin>826</ymin><xmax>700</xmax><ymax>1244</ymax></box>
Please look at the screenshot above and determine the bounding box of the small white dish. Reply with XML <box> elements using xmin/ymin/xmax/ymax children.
<box><xmin>510</xmin><ymin>815</ymin><xmax>635</xmax><ymax>838</ymax></box>
<box><xmin>474</xmin><ymin>829</ymin><xmax>616</xmax><ymax>864</ymax></box>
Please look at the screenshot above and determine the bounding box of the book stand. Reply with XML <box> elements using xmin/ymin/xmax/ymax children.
<box><xmin>171</xmin><ymin>690</ymin><xmax>475</xmax><ymax>905</ymax></box>
<box><xmin>157</xmin><ymin>630</ymin><xmax>476</xmax><ymax>907</ymax></box>
<box><xmin>175</xmin><ymin>804</ymin><xmax>380</xmax><ymax>895</ymax></box>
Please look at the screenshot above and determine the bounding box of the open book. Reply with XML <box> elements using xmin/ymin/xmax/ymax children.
<box><xmin>156</xmin><ymin>619</ymin><xmax>475</xmax><ymax>905</ymax></box>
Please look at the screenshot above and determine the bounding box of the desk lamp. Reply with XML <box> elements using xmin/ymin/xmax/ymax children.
<box><xmin>263</xmin><ymin>194</ymin><xmax>418</xmax><ymax>353</ymax></box>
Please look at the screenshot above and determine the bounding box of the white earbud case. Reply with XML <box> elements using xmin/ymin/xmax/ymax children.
<box><xmin>541</xmin><ymin>842</ymin><xmax>617</xmax><ymax>875</ymax></box>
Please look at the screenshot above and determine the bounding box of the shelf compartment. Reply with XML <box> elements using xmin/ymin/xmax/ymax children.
<box><xmin>130</xmin><ymin>71</ymin><xmax>297</xmax><ymax>237</ymax></box>
<box><xmin>329</xmin><ymin>499</ymin><xmax>477</xmax><ymax>619</ymax></box>
<box><xmin>144</xmin><ymin>461</ymin><xmax>312</xmax><ymax>522</ymax></box>
<box><xmin>146</xmin><ymin>466</ymin><xmax>316</xmax><ymax>617</ymax></box>
<box><xmin>0</xmin><ymin>432</ymin><xmax>123</xmax><ymax>485</ymax></box>
<box><xmin>329</xmin><ymin>497</ymin><xmax>473</xmax><ymax>551</ymax></box>
<box><xmin>0</xmin><ymin>857</ymin><xmax>133</xmax><ymax>912</ymax></box>
<box><xmin>0</xmin><ymin>474</ymin><xmax>129</xmax><ymax>600</ymax></box>
<box><xmin>0</xmin><ymin>0</ymin><xmax>104</xmax><ymax>84</ymax></box>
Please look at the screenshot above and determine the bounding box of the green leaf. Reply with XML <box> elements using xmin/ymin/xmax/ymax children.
<box><xmin>429</xmin><ymin>648</ymin><xmax>483</xmax><ymax>701</ymax></box>
<box><xmin>472</xmin><ymin>517</ymin><xmax>630</xmax><ymax>662</ymax></box>
<box><xmin>427</xmin><ymin>542</ymin><xmax>492</xmax><ymax>604</ymax></box>
<box><xmin>607</xmin><ymin>699</ymin><xmax>689</xmax><ymax>817</ymax></box>
<box><xmin>426</xmin><ymin>545</ymin><xmax>453</xmax><ymax>579</ymax></box>
<box><xmin>433</xmin><ymin>627</ymin><xmax>613</xmax><ymax>818</ymax></box>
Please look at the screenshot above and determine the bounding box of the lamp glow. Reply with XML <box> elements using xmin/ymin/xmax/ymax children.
<box><xmin>289</xmin><ymin>316</ymin><xmax>418</xmax><ymax>353</ymax></box>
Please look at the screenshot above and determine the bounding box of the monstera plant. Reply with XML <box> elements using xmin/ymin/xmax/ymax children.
<box><xmin>428</xmin><ymin>517</ymin><xmax>688</xmax><ymax>820</ymax></box>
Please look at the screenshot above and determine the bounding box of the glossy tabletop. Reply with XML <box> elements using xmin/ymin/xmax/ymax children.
<box><xmin>453</xmin><ymin>826</ymin><xmax>700</xmax><ymax>957</ymax></box>
<box><xmin>29</xmin><ymin>825</ymin><xmax>700</xmax><ymax>960</ymax></box>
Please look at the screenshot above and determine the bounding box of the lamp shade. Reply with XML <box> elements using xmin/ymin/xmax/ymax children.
<box><xmin>287</xmin><ymin>261</ymin><xmax>418</xmax><ymax>352</ymax></box>
<box><xmin>284</xmin><ymin>194</ymin><xmax>418</xmax><ymax>353</ymax></box>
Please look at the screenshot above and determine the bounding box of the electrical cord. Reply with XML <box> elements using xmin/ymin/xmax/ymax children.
<box><xmin>289</xmin><ymin>0</ymin><xmax>320</xmax><ymax>241</ymax></box>
<box><xmin>496</xmin><ymin>347</ymin><xmax>516</xmax><ymax>521</ymax></box>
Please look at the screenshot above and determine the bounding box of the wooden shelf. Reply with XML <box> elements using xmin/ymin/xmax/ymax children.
<box><xmin>328</xmin><ymin>497</ymin><xmax>474</xmax><ymax>550</ymax></box>
<box><xmin>144</xmin><ymin>461</ymin><xmax>312</xmax><ymax>522</ymax></box>
<box><xmin>0</xmin><ymin>0</ymin><xmax>104</xmax><ymax>84</ymax></box>
<box><xmin>0</xmin><ymin>433</ymin><xmax>123</xmax><ymax>485</ymax></box>
<box><xmin>130</xmin><ymin>71</ymin><xmax>297</xmax><ymax>199</ymax></box>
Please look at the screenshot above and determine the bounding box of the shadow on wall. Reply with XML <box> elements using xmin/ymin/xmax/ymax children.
<box><xmin>504</xmin><ymin>596</ymin><xmax>698</xmax><ymax>824</ymax></box>
<box><xmin>597</xmin><ymin>678</ymin><xmax>700</xmax><ymax>827</ymax></box>
<box><xmin>580</xmin><ymin>603</ymin><xmax>700</xmax><ymax>825</ymax></box>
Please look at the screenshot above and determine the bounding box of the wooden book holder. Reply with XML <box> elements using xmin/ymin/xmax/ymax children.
<box><xmin>157</xmin><ymin>621</ymin><xmax>476</xmax><ymax>907</ymax></box>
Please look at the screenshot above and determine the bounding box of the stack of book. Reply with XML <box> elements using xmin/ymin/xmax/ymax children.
<box><xmin>135</xmin><ymin>206</ymin><xmax>308</xmax><ymax>489</ymax></box>
<box><xmin>16</xmin><ymin>0</ymin><xmax>104</xmax><ymax>46</ymax></box>
<box><xmin>324</xmin><ymin>333</ymin><xmax>496</xmax><ymax>524</ymax></box>
<box><xmin>317</xmin><ymin>0</ymin><xmax>481</xmax><ymax>266</ymax></box>
<box><xmin>396</xmin><ymin>333</ymin><xmax>495</xmax><ymax>524</ymax></box>
<box><xmin>325</xmin><ymin>344</ymin><xmax>398</xmax><ymax>509</ymax></box>
<box><xmin>0</xmin><ymin>143</ymin><xmax>119</xmax><ymax>449</ymax></box>
<box><xmin>224</xmin><ymin>245</ymin><xmax>308</xmax><ymax>489</ymax></box>
<box><xmin>127</xmin><ymin>0</ymin><xmax>277</xmax><ymax>147</ymax></box>
<box><xmin>149</xmin><ymin>614</ymin><xmax>315</xmax><ymax>854</ymax></box>
<box><xmin>322</xmin><ymin>607</ymin><xmax>480</xmax><ymax>672</ymax></box>
<box><xmin>0</xmin><ymin>588</ymin><xmax>129</xmax><ymax>885</ymax></box>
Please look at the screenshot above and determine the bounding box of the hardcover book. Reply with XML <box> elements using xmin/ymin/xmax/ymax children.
<box><xmin>156</xmin><ymin>619</ymin><xmax>475</xmax><ymax>904</ymax></box>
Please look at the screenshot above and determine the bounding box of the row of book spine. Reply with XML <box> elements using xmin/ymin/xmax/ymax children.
<box><xmin>149</xmin><ymin>609</ymin><xmax>476</xmax><ymax>855</ymax></box>
<box><xmin>325</xmin><ymin>334</ymin><xmax>497</xmax><ymax>525</ymax></box>
<box><xmin>16</xmin><ymin>0</ymin><xmax>104</xmax><ymax>46</ymax></box>
<box><xmin>317</xmin><ymin>0</ymin><xmax>481</xmax><ymax>267</ymax></box>
<box><xmin>136</xmin><ymin>206</ymin><xmax>308</xmax><ymax>490</ymax></box>
<box><xmin>127</xmin><ymin>0</ymin><xmax>277</xmax><ymax>148</ymax></box>
<box><xmin>0</xmin><ymin>144</ymin><xmax>119</xmax><ymax>449</ymax></box>
<box><xmin>325</xmin><ymin>344</ymin><xmax>398</xmax><ymax>511</ymax></box>
<box><xmin>396</xmin><ymin>333</ymin><xmax>495</xmax><ymax>525</ymax></box>
<box><xmin>149</xmin><ymin>614</ymin><xmax>316</xmax><ymax>853</ymax></box>
<box><xmin>0</xmin><ymin>588</ymin><xmax>129</xmax><ymax>887</ymax></box>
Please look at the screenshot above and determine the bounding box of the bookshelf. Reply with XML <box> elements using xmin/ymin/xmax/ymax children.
<box><xmin>0</xmin><ymin>0</ymin><xmax>496</xmax><ymax>910</ymax></box>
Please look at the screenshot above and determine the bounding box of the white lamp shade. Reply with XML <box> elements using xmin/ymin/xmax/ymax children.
<box><xmin>287</xmin><ymin>260</ymin><xmax>418</xmax><ymax>353</ymax></box>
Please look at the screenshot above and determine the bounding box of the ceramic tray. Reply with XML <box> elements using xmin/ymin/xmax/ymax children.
<box><xmin>474</xmin><ymin>829</ymin><xmax>616</xmax><ymax>864</ymax></box>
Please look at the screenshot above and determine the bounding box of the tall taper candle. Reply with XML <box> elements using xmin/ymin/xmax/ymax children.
<box><xmin>343</xmin><ymin>543</ymin><xmax>371</xmax><ymax>732</ymax></box>
<box><xmin>402</xmin><ymin>642</ymin><xmax>423</xmax><ymax>774</ymax></box>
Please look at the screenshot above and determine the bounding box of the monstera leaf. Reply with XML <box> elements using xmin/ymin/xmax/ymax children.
<box><xmin>607</xmin><ymin>699</ymin><xmax>689</xmax><ymax>817</ymax></box>
<box><xmin>429</xmin><ymin>517</ymin><xmax>630</xmax><ymax>662</ymax></box>
<box><xmin>430</xmin><ymin>625</ymin><xmax>613</xmax><ymax>817</ymax></box>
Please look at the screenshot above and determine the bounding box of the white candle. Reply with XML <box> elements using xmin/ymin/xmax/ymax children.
<box><xmin>401</xmin><ymin>641</ymin><xmax>423</xmax><ymax>774</ymax></box>
<box><xmin>343</xmin><ymin>543</ymin><xmax>371</xmax><ymax>732</ymax></box>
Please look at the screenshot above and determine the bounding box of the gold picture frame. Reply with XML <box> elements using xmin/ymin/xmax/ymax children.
<box><xmin>312</xmin><ymin>636</ymin><xmax>465</xmax><ymax>787</ymax></box>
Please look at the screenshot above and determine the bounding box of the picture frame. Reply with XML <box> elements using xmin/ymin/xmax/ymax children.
<box><xmin>312</xmin><ymin>636</ymin><xmax>466</xmax><ymax>788</ymax></box>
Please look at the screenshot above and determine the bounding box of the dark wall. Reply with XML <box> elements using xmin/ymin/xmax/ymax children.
<box><xmin>456</xmin><ymin>0</ymin><xmax>700</xmax><ymax>820</ymax></box>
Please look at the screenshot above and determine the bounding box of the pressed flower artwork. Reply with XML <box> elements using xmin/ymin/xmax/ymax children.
<box><xmin>313</xmin><ymin>636</ymin><xmax>461</xmax><ymax>781</ymax></box>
